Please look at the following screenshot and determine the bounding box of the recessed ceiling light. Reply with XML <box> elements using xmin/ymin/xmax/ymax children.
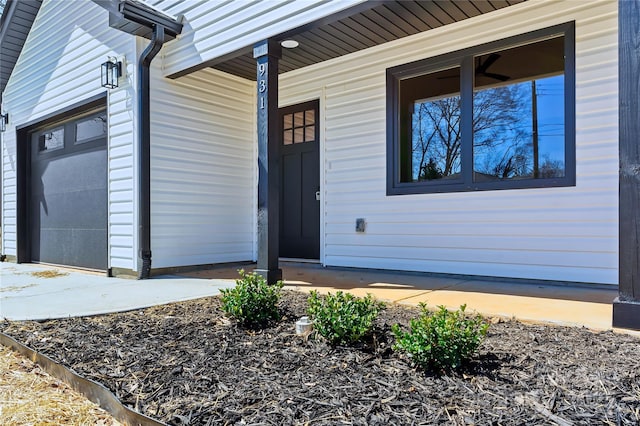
<box><xmin>281</xmin><ymin>39</ymin><xmax>299</xmax><ymax>49</ymax></box>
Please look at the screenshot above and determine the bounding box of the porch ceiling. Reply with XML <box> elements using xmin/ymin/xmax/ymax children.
<box><xmin>212</xmin><ymin>0</ymin><xmax>525</xmax><ymax>81</ymax></box>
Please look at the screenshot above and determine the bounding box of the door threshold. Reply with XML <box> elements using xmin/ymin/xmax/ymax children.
<box><xmin>280</xmin><ymin>258</ymin><xmax>321</xmax><ymax>264</ymax></box>
<box><xmin>29</xmin><ymin>262</ymin><xmax>106</xmax><ymax>275</ymax></box>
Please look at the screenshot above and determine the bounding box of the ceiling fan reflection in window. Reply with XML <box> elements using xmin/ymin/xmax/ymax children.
<box><xmin>475</xmin><ymin>53</ymin><xmax>510</xmax><ymax>81</ymax></box>
<box><xmin>438</xmin><ymin>53</ymin><xmax>510</xmax><ymax>82</ymax></box>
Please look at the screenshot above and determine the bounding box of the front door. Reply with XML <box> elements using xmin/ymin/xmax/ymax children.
<box><xmin>279</xmin><ymin>100</ymin><xmax>320</xmax><ymax>259</ymax></box>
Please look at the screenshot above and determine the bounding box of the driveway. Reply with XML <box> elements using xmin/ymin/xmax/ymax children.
<box><xmin>0</xmin><ymin>263</ymin><xmax>235</xmax><ymax>321</ymax></box>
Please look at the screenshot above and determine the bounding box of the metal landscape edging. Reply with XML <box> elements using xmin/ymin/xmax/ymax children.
<box><xmin>0</xmin><ymin>332</ymin><xmax>166</xmax><ymax>426</ymax></box>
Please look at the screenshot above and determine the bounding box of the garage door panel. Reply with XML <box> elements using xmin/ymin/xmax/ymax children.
<box><xmin>32</xmin><ymin>188</ymin><xmax>107</xmax><ymax>229</ymax></box>
<box><xmin>29</xmin><ymin>108</ymin><xmax>108</xmax><ymax>270</ymax></box>
<box><xmin>34</xmin><ymin>229</ymin><xmax>106</xmax><ymax>270</ymax></box>
<box><xmin>35</xmin><ymin>148</ymin><xmax>107</xmax><ymax>193</ymax></box>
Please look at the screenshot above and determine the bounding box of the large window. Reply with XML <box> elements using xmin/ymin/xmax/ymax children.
<box><xmin>387</xmin><ymin>23</ymin><xmax>575</xmax><ymax>195</ymax></box>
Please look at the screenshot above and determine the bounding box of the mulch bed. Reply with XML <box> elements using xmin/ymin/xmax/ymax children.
<box><xmin>1</xmin><ymin>290</ymin><xmax>639</xmax><ymax>425</ymax></box>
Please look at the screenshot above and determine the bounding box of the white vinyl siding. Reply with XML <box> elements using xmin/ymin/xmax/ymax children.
<box><xmin>2</xmin><ymin>0</ymin><xmax>619</xmax><ymax>284</ymax></box>
<box><xmin>279</xmin><ymin>0</ymin><xmax>618</xmax><ymax>284</ymax></box>
<box><xmin>150</xmin><ymin>64</ymin><xmax>255</xmax><ymax>268</ymax></box>
<box><xmin>155</xmin><ymin>0</ymin><xmax>366</xmax><ymax>78</ymax></box>
<box><xmin>1</xmin><ymin>0</ymin><xmax>137</xmax><ymax>270</ymax></box>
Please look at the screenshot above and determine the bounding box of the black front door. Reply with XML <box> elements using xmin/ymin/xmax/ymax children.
<box><xmin>279</xmin><ymin>100</ymin><xmax>320</xmax><ymax>259</ymax></box>
<box><xmin>29</xmin><ymin>109</ymin><xmax>108</xmax><ymax>270</ymax></box>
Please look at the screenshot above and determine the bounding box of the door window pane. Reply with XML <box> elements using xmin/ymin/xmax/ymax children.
<box><xmin>283</xmin><ymin>108</ymin><xmax>318</xmax><ymax>145</ymax></box>
<box><xmin>305</xmin><ymin>109</ymin><xmax>315</xmax><ymax>125</ymax></box>
<box><xmin>305</xmin><ymin>125</ymin><xmax>315</xmax><ymax>142</ymax></box>
<box><xmin>283</xmin><ymin>129</ymin><xmax>293</xmax><ymax>145</ymax></box>
<box><xmin>283</xmin><ymin>114</ymin><xmax>293</xmax><ymax>130</ymax></box>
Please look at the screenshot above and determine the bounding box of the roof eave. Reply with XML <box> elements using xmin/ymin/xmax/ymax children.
<box><xmin>0</xmin><ymin>0</ymin><xmax>42</xmax><ymax>104</ymax></box>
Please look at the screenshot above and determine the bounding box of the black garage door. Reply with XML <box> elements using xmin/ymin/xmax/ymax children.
<box><xmin>29</xmin><ymin>109</ymin><xmax>108</xmax><ymax>270</ymax></box>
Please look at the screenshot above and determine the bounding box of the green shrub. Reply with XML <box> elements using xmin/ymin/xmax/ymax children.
<box><xmin>307</xmin><ymin>291</ymin><xmax>385</xmax><ymax>345</ymax></box>
<box><xmin>392</xmin><ymin>304</ymin><xmax>489</xmax><ymax>371</ymax></box>
<box><xmin>220</xmin><ymin>270</ymin><xmax>283</xmax><ymax>328</ymax></box>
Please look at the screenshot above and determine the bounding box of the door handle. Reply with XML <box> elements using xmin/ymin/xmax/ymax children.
<box><xmin>315</xmin><ymin>191</ymin><xmax>320</xmax><ymax>201</ymax></box>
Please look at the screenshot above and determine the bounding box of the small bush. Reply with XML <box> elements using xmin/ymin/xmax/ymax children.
<box><xmin>220</xmin><ymin>270</ymin><xmax>283</xmax><ymax>328</ymax></box>
<box><xmin>392</xmin><ymin>304</ymin><xmax>489</xmax><ymax>371</ymax></box>
<box><xmin>307</xmin><ymin>291</ymin><xmax>385</xmax><ymax>345</ymax></box>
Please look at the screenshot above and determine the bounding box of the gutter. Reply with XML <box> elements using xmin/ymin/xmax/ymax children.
<box><xmin>91</xmin><ymin>0</ymin><xmax>182</xmax><ymax>278</ymax></box>
<box><xmin>138</xmin><ymin>24</ymin><xmax>164</xmax><ymax>279</ymax></box>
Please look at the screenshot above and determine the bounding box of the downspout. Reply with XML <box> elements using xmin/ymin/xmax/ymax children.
<box><xmin>138</xmin><ymin>24</ymin><xmax>165</xmax><ymax>279</ymax></box>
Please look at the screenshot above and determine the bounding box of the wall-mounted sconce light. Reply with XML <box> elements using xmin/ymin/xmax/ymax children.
<box><xmin>101</xmin><ymin>57</ymin><xmax>122</xmax><ymax>89</ymax></box>
<box><xmin>0</xmin><ymin>113</ymin><xmax>8</xmax><ymax>132</ymax></box>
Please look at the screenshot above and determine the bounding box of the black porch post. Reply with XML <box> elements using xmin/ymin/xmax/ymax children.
<box><xmin>253</xmin><ymin>40</ymin><xmax>282</xmax><ymax>284</ymax></box>
<box><xmin>614</xmin><ymin>0</ymin><xmax>640</xmax><ymax>330</ymax></box>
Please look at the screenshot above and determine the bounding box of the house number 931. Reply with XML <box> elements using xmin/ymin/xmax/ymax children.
<box><xmin>258</xmin><ymin>63</ymin><xmax>266</xmax><ymax>109</ymax></box>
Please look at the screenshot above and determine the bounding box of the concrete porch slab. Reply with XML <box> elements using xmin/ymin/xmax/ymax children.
<box><xmin>398</xmin><ymin>290</ymin><xmax>613</xmax><ymax>330</ymax></box>
<box><xmin>1</xmin><ymin>261</ymin><xmax>629</xmax><ymax>334</ymax></box>
<box><xmin>181</xmin><ymin>262</ymin><xmax>623</xmax><ymax>332</ymax></box>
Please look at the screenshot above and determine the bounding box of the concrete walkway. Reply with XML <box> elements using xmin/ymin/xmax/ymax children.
<box><xmin>0</xmin><ymin>263</ymin><xmax>235</xmax><ymax>320</ymax></box>
<box><xmin>0</xmin><ymin>261</ymin><xmax>627</xmax><ymax>334</ymax></box>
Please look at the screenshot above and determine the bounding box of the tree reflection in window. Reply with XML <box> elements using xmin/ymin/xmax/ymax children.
<box><xmin>390</xmin><ymin>26</ymin><xmax>572</xmax><ymax>194</ymax></box>
<box><xmin>402</xmin><ymin>66</ymin><xmax>462</xmax><ymax>183</ymax></box>
<box><xmin>411</xmin><ymin>95</ymin><xmax>462</xmax><ymax>181</ymax></box>
<box><xmin>473</xmin><ymin>37</ymin><xmax>565</xmax><ymax>182</ymax></box>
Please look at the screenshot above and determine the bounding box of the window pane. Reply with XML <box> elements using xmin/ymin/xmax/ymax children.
<box><xmin>305</xmin><ymin>109</ymin><xmax>315</xmax><ymax>125</ymax></box>
<box><xmin>294</xmin><ymin>127</ymin><xmax>304</xmax><ymax>143</ymax></box>
<box><xmin>400</xmin><ymin>67</ymin><xmax>462</xmax><ymax>182</ymax></box>
<box><xmin>39</xmin><ymin>127</ymin><xmax>64</xmax><ymax>152</ymax></box>
<box><xmin>76</xmin><ymin>113</ymin><xmax>107</xmax><ymax>144</ymax></box>
<box><xmin>388</xmin><ymin>24</ymin><xmax>573</xmax><ymax>195</ymax></box>
<box><xmin>283</xmin><ymin>129</ymin><xmax>293</xmax><ymax>145</ymax></box>
<box><xmin>473</xmin><ymin>37</ymin><xmax>565</xmax><ymax>181</ymax></box>
<box><xmin>283</xmin><ymin>114</ymin><xmax>293</xmax><ymax>130</ymax></box>
<box><xmin>305</xmin><ymin>125</ymin><xmax>315</xmax><ymax>142</ymax></box>
<box><xmin>294</xmin><ymin>112</ymin><xmax>304</xmax><ymax>127</ymax></box>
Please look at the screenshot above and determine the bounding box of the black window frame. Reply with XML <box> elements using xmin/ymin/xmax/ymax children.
<box><xmin>386</xmin><ymin>22</ymin><xmax>576</xmax><ymax>196</ymax></box>
<box><xmin>30</xmin><ymin>107</ymin><xmax>107</xmax><ymax>160</ymax></box>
